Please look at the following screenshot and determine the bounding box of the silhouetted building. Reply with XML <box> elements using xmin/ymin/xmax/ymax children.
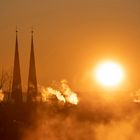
<box><xmin>11</xmin><ymin>30</ymin><xmax>22</xmax><ymax>103</ymax></box>
<box><xmin>27</xmin><ymin>30</ymin><xmax>38</xmax><ymax>102</ymax></box>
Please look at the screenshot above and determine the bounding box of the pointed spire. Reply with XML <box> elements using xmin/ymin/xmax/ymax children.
<box><xmin>11</xmin><ymin>29</ymin><xmax>22</xmax><ymax>104</ymax></box>
<box><xmin>27</xmin><ymin>28</ymin><xmax>38</xmax><ymax>102</ymax></box>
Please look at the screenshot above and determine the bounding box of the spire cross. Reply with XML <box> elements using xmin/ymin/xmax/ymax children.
<box><xmin>16</xmin><ymin>26</ymin><xmax>18</xmax><ymax>33</ymax></box>
<box><xmin>31</xmin><ymin>27</ymin><xmax>34</xmax><ymax>35</ymax></box>
<box><xmin>31</xmin><ymin>30</ymin><xmax>34</xmax><ymax>35</ymax></box>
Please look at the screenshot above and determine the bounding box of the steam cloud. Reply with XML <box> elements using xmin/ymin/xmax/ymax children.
<box><xmin>132</xmin><ymin>89</ymin><xmax>140</xmax><ymax>103</ymax></box>
<box><xmin>39</xmin><ymin>80</ymin><xmax>79</xmax><ymax>105</ymax></box>
<box><xmin>0</xmin><ymin>89</ymin><xmax>4</xmax><ymax>102</ymax></box>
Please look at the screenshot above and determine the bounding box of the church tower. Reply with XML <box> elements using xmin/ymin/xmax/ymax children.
<box><xmin>11</xmin><ymin>30</ymin><xmax>22</xmax><ymax>103</ymax></box>
<box><xmin>27</xmin><ymin>30</ymin><xmax>38</xmax><ymax>102</ymax></box>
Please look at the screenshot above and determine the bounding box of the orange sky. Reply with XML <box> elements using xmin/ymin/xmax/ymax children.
<box><xmin>0</xmin><ymin>0</ymin><xmax>140</xmax><ymax>92</ymax></box>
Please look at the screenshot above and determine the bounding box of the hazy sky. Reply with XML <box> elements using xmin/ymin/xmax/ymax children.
<box><xmin>0</xmin><ymin>0</ymin><xmax>140</xmax><ymax>92</ymax></box>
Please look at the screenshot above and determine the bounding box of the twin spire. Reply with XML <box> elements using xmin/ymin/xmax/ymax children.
<box><xmin>11</xmin><ymin>29</ymin><xmax>38</xmax><ymax>103</ymax></box>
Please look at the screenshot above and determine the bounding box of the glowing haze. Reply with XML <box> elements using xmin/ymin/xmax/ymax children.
<box><xmin>0</xmin><ymin>0</ymin><xmax>140</xmax><ymax>92</ymax></box>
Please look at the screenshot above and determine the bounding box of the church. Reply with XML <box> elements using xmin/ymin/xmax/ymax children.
<box><xmin>11</xmin><ymin>29</ymin><xmax>38</xmax><ymax>104</ymax></box>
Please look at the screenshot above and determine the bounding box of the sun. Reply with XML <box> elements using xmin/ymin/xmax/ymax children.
<box><xmin>95</xmin><ymin>61</ymin><xmax>124</xmax><ymax>88</ymax></box>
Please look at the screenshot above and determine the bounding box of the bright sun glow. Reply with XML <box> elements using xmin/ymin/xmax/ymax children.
<box><xmin>95</xmin><ymin>61</ymin><xmax>124</xmax><ymax>88</ymax></box>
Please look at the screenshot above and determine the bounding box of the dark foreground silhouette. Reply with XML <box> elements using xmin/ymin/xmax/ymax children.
<box><xmin>0</xmin><ymin>97</ymin><xmax>140</xmax><ymax>140</ymax></box>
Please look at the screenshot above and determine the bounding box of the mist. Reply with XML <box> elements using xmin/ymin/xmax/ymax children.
<box><xmin>21</xmin><ymin>91</ymin><xmax>140</xmax><ymax>140</ymax></box>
